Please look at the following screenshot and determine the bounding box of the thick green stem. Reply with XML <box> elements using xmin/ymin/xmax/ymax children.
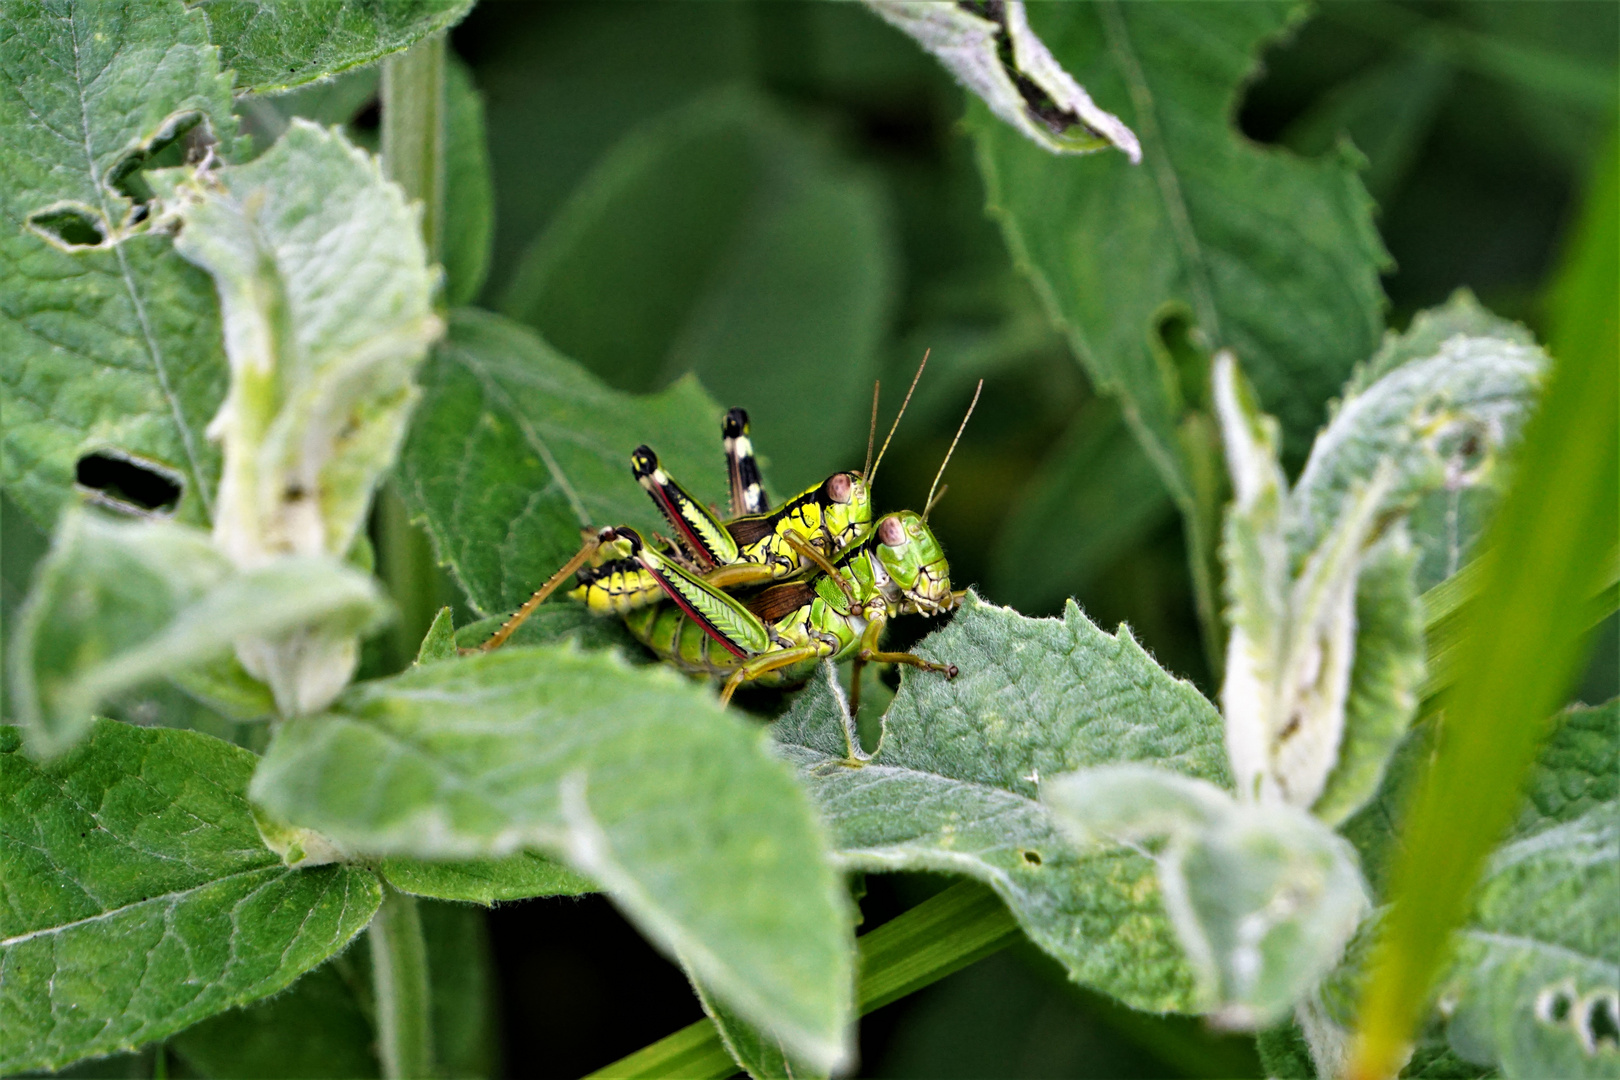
<box><xmin>589</xmin><ymin>881</ymin><xmax>1021</xmax><ymax>1079</ymax></box>
<box><xmin>381</xmin><ymin>35</ymin><xmax>447</xmax><ymax>264</ymax></box>
<box><xmin>370</xmin><ymin>886</ymin><xmax>435</xmax><ymax>1080</ymax></box>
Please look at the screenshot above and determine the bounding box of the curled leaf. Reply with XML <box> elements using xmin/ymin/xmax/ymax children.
<box><xmin>863</xmin><ymin>1</ymin><xmax>1139</xmax><ymax>159</ymax></box>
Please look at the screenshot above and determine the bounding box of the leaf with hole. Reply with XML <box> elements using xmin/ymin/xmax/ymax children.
<box><xmin>1</xmin><ymin>0</ymin><xmax>239</xmax><ymax>530</ymax></box>
<box><xmin>773</xmin><ymin>595</ymin><xmax>1230</xmax><ymax>1013</ymax></box>
<box><xmin>0</xmin><ymin>720</ymin><xmax>382</xmax><ymax>1074</ymax></box>
<box><xmin>250</xmin><ymin>645</ymin><xmax>856</xmax><ymax>1073</ymax></box>
<box><xmin>966</xmin><ymin>0</ymin><xmax>1389</xmax><ymax>613</ymax></box>
<box><xmin>397</xmin><ymin>308</ymin><xmax>729</xmax><ymax>617</ymax></box>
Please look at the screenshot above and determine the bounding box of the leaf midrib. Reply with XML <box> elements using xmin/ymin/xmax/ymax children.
<box><xmin>0</xmin><ymin>863</ymin><xmax>280</xmax><ymax>947</ymax></box>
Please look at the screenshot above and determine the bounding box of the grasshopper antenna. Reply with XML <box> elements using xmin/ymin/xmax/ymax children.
<box><xmin>862</xmin><ymin>381</ymin><xmax>881</xmax><ymax>479</ymax></box>
<box><xmin>924</xmin><ymin>379</ymin><xmax>982</xmax><ymax>523</ymax></box>
<box><xmin>868</xmin><ymin>348</ymin><xmax>929</xmax><ymax>488</ymax></box>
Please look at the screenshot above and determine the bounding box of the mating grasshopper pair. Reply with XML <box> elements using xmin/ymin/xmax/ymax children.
<box><xmin>477</xmin><ymin>360</ymin><xmax>979</xmax><ymax>708</ymax></box>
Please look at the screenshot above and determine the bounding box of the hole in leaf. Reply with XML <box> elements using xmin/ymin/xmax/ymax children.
<box><xmin>75</xmin><ymin>450</ymin><xmax>183</xmax><ymax>515</ymax></box>
<box><xmin>1019</xmin><ymin>849</ymin><xmax>1042</xmax><ymax>866</ymax></box>
<box><xmin>27</xmin><ymin>207</ymin><xmax>106</xmax><ymax>249</ymax></box>
<box><xmin>108</xmin><ymin>112</ymin><xmax>210</xmax><ymax>204</ymax></box>
<box><xmin>1587</xmin><ymin>993</ymin><xmax>1619</xmax><ymax>1050</ymax></box>
<box><xmin>1538</xmin><ymin>984</ymin><xmax>1576</xmax><ymax>1025</ymax></box>
<box><xmin>1154</xmin><ymin>308</ymin><xmax>1212</xmax><ymax>414</ymax></box>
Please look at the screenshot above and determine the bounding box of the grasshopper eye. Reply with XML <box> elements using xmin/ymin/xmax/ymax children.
<box><xmin>878</xmin><ymin>516</ymin><xmax>905</xmax><ymax>546</ymax></box>
<box><xmin>826</xmin><ymin>473</ymin><xmax>853</xmax><ymax>503</ymax></box>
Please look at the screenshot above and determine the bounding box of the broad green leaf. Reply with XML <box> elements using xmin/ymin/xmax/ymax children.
<box><xmin>499</xmin><ymin>88</ymin><xmax>896</xmax><ymax>491</ymax></box>
<box><xmin>397</xmin><ymin>308</ymin><xmax>728</xmax><ymax>616</ymax></box>
<box><xmin>381</xmin><ymin>853</ymin><xmax>594</xmax><ymax>905</ymax></box>
<box><xmin>967</xmin><ymin>1</ymin><xmax>1387</xmax><ymax>616</ymax></box>
<box><xmin>988</xmin><ymin>400</ymin><xmax>1176</xmax><ymax>613</ymax></box>
<box><xmin>774</xmin><ymin>595</ymin><xmax>1230</xmax><ymax>1013</ymax></box>
<box><xmin>152</xmin><ymin>119</ymin><xmax>438</xmax><ymax>712</ymax></box>
<box><xmin>8</xmin><ymin>510</ymin><xmax>387</xmax><ymax>756</ymax></box>
<box><xmin>691</xmin><ymin>970</ymin><xmax>818</xmax><ymax>1080</ymax></box>
<box><xmin>0</xmin><ymin>0</ymin><xmax>237</xmax><ymax>529</ymax></box>
<box><xmin>1439</xmin><ymin>804</ymin><xmax>1619</xmax><ymax>1078</ymax></box>
<box><xmin>442</xmin><ymin>56</ymin><xmax>493</xmax><ymax>307</ymax></box>
<box><xmin>250</xmin><ymin>646</ymin><xmax>856</xmax><ymax>1073</ymax></box>
<box><xmin>1044</xmin><ymin>766</ymin><xmax>1368</xmax><ymax>1028</ymax></box>
<box><xmin>196</xmin><ymin>0</ymin><xmax>476</xmax><ymax>95</ymax></box>
<box><xmin>861</xmin><ymin>1</ymin><xmax>1139</xmax><ymax>158</ymax></box>
<box><xmin>170</xmin><ymin>960</ymin><xmax>380</xmax><ymax>1079</ymax></box>
<box><xmin>1294</xmin><ymin>292</ymin><xmax>1548</xmax><ymax>591</ymax></box>
<box><xmin>0</xmin><ymin>720</ymin><xmax>381</xmax><ymax>1074</ymax></box>
<box><xmin>454</xmin><ymin>607</ymin><xmax>643</xmax><ymax>656</ymax></box>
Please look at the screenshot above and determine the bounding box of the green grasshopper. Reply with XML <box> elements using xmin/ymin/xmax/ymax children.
<box><xmin>627</xmin><ymin>351</ymin><xmax>936</xmax><ymax>596</ymax></box>
<box><xmin>577</xmin><ymin>510</ymin><xmax>960</xmax><ymax>706</ymax></box>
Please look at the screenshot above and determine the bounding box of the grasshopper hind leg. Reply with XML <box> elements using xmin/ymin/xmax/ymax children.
<box><xmin>723</xmin><ymin>408</ymin><xmax>769</xmax><ymax>516</ymax></box>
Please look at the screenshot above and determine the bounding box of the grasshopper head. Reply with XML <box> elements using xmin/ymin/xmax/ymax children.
<box><xmin>821</xmin><ymin>471</ymin><xmax>872</xmax><ymax>551</ymax></box>
<box><xmin>872</xmin><ymin>511</ymin><xmax>953</xmax><ymax>615</ymax></box>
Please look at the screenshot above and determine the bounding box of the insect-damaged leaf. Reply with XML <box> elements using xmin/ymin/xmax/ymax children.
<box><xmin>1295</xmin><ymin>291</ymin><xmax>1548</xmax><ymax>593</ymax></box>
<box><xmin>0</xmin><ymin>0</ymin><xmax>238</xmax><ymax>530</ymax></box>
<box><xmin>7</xmin><ymin>511</ymin><xmax>387</xmax><ymax>757</ymax></box>
<box><xmin>773</xmin><ymin>594</ymin><xmax>1230</xmax><ymax>1013</ymax></box>
<box><xmin>197</xmin><ymin>0</ymin><xmax>476</xmax><ymax>96</ymax></box>
<box><xmin>250</xmin><ymin>645</ymin><xmax>855</xmax><ymax>1074</ymax></box>
<box><xmin>397</xmin><ymin>309</ymin><xmax>729</xmax><ymax>616</ymax></box>
<box><xmin>967</xmin><ymin>0</ymin><xmax>1387</xmax><ymax>546</ymax></box>
<box><xmin>0</xmin><ymin>720</ymin><xmax>382</xmax><ymax>1074</ymax></box>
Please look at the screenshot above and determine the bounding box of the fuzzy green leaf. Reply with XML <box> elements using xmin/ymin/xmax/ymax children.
<box><xmin>1294</xmin><ymin>292</ymin><xmax>1548</xmax><ymax>590</ymax></box>
<box><xmin>381</xmin><ymin>853</ymin><xmax>594</xmax><ymax>905</ymax></box>
<box><xmin>251</xmin><ymin>646</ymin><xmax>855</xmax><ymax>1073</ymax></box>
<box><xmin>414</xmin><ymin>606</ymin><xmax>458</xmax><ymax>665</ymax></box>
<box><xmin>498</xmin><ymin>88</ymin><xmax>896</xmax><ymax>491</ymax></box>
<box><xmin>8</xmin><ymin>511</ymin><xmax>387</xmax><ymax>756</ymax></box>
<box><xmin>197</xmin><ymin>0</ymin><xmax>476</xmax><ymax>95</ymax></box>
<box><xmin>397</xmin><ymin>308</ymin><xmax>728</xmax><ymax>616</ymax></box>
<box><xmin>1044</xmin><ymin>765</ymin><xmax>1368</xmax><ymax>1028</ymax></box>
<box><xmin>1440</xmin><ymin>803</ymin><xmax>1620</xmax><ymax>1078</ymax></box>
<box><xmin>774</xmin><ymin>594</ymin><xmax>1230</xmax><ymax>1013</ymax></box>
<box><xmin>1</xmin><ymin>0</ymin><xmax>238</xmax><ymax>530</ymax></box>
<box><xmin>153</xmin><ymin>119</ymin><xmax>440</xmax><ymax>569</ymax></box>
<box><xmin>968</xmin><ymin>0</ymin><xmax>1386</xmax><ymax>513</ymax></box>
<box><xmin>0</xmin><ymin>720</ymin><xmax>382</xmax><ymax>1074</ymax></box>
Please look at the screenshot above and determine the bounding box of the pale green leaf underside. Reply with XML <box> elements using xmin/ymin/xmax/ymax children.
<box><xmin>0</xmin><ymin>720</ymin><xmax>381</xmax><ymax>1074</ymax></box>
<box><xmin>775</xmin><ymin>595</ymin><xmax>1231</xmax><ymax>1013</ymax></box>
<box><xmin>398</xmin><ymin>308</ymin><xmax>730</xmax><ymax>615</ymax></box>
<box><xmin>970</xmin><ymin>0</ymin><xmax>1386</xmax><ymax>496</ymax></box>
<box><xmin>1297</xmin><ymin>291</ymin><xmax>1549</xmax><ymax>591</ymax></box>
<box><xmin>8</xmin><ymin>511</ymin><xmax>387</xmax><ymax>757</ymax></box>
<box><xmin>195</xmin><ymin>0</ymin><xmax>476</xmax><ymax>95</ymax></box>
<box><xmin>1</xmin><ymin>0</ymin><xmax>237</xmax><ymax>530</ymax></box>
<box><xmin>250</xmin><ymin>646</ymin><xmax>854</xmax><ymax>1073</ymax></box>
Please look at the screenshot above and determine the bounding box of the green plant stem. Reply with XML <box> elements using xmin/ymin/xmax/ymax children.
<box><xmin>370</xmin><ymin>886</ymin><xmax>434</xmax><ymax>1080</ymax></box>
<box><xmin>381</xmin><ymin>34</ymin><xmax>447</xmax><ymax>264</ymax></box>
<box><xmin>589</xmin><ymin>881</ymin><xmax>1021</xmax><ymax>1079</ymax></box>
<box><xmin>1348</xmin><ymin>136</ymin><xmax>1618</xmax><ymax>1080</ymax></box>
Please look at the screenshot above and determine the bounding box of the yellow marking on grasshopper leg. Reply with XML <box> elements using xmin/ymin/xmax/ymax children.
<box><xmin>719</xmin><ymin>645</ymin><xmax>823</xmax><ymax>707</ymax></box>
<box><xmin>781</xmin><ymin>531</ymin><xmax>855</xmax><ymax>605</ymax></box>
